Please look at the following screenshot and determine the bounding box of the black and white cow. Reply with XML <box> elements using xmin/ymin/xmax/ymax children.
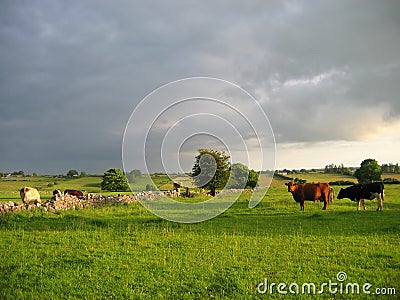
<box><xmin>53</xmin><ymin>189</ymin><xmax>62</xmax><ymax>197</ymax></box>
<box><xmin>337</xmin><ymin>182</ymin><xmax>384</xmax><ymax>211</ymax></box>
<box><xmin>52</xmin><ymin>189</ymin><xmax>64</xmax><ymax>200</ymax></box>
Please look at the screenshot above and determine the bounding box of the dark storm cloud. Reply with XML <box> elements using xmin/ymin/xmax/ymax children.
<box><xmin>236</xmin><ymin>1</ymin><xmax>400</xmax><ymax>143</ymax></box>
<box><xmin>0</xmin><ymin>1</ymin><xmax>399</xmax><ymax>173</ymax></box>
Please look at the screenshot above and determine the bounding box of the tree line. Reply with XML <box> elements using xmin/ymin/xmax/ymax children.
<box><xmin>324</xmin><ymin>163</ymin><xmax>353</xmax><ymax>176</ymax></box>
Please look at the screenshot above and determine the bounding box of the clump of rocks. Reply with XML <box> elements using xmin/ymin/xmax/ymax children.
<box><xmin>220</xmin><ymin>188</ymin><xmax>254</xmax><ymax>194</ymax></box>
<box><xmin>0</xmin><ymin>201</ymin><xmax>26</xmax><ymax>213</ymax></box>
<box><xmin>0</xmin><ymin>191</ymin><xmax>163</xmax><ymax>214</ymax></box>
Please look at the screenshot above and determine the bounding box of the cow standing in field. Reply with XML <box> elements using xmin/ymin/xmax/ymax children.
<box><xmin>53</xmin><ymin>189</ymin><xmax>62</xmax><ymax>197</ymax></box>
<box><xmin>64</xmin><ymin>189</ymin><xmax>84</xmax><ymax>199</ymax></box>
<box><xmin>286</xmin><ymin>182</ymin><xmax>331</xmax><ymax>211</ymax></box>
<box><xmin>337</xmin><ymin>182</ymin><xmax>384</xmax><ymax>211</ymax></box>
<box><xmin>52</xmin><ymin>189</ymin><xmax>64</xmax><ymax>200</ymax></box>
<box><xmin>20</xmin><ymin>187</ymin><xmax>42</xmax><ymax>204</ymax></box>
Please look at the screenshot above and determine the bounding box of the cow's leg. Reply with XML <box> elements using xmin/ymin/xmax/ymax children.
<box><xmin>322</xmin><ymin>193</ymin><xmax>328</xmax><ymax>210</ymax></box>
<box><xmin>356</xmin><ymin>200</ymin><xmax>360</xmax><ymax>211</ymax></box>
<box><xmin>375</xmin><ymin>193</ymin><xmax>383</xmax><ymax>211</ymax></box>
<box><xmin>361</xmin><ymin>199</ymin><xmax>366</xmax><ymax>210</ymax></box>
<box><xmin>300</xmin><ymin>201</ymin><xmax>305</xmax><ymax>211</ymax></box>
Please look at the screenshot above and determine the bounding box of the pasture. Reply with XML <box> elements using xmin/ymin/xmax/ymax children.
<box><xmin>0</xmin><ymin>174</ymin><xmax>399</xmax><ymax>299</ymax></box>
<box><xmin>0</xmin><ymin>174</ymin><xmax>172</xmax><ymax>202</ymax></box>
<box><xmin>286</xmin><ymin>172</ymin><xmax>357</xmax><ymax>183</ymax></box>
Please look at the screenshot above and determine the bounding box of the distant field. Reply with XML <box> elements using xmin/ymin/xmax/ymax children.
<box><xmin>382</xmin><ymin>173</ymin><xmax>400</xmax><ymax>180</ymax></box>
<box><xmin>0</xmin><ymin>176</ymin><xmax>103</xmax><ymax>202</ymax></box>
<box><xmin>0</xmin><ymin>174</ymin><xmax>180</xmax><ymax>202</ymax></box>
<box><xmin>288</xmin><ymin>172</ymin><xmax>400</xmax><ymax>184</ymax></box>
<box><xmin>285</xmin><ymin>172</ymin><xmax>357</xmax><ymax>183</ymax></box>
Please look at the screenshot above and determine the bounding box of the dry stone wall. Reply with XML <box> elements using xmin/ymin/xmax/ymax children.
<box><xmin>0</xmin><ymin>191</ymin><xmax>163</xmax><ymax>214</ymax></box>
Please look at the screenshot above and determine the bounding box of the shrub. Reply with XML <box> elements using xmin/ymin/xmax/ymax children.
<box><xmin>383</xmin><ymin>178</ymin><xmax>400</xmax><ymax>184</ymax></box>
<box><xmin>146</xmin><ymin>184</ymin><xmax>156</xmax><ymax>191</ymax></box>
<box><xmin>329</xmin><ymin>180</ymin><xmax>356</xmax><ymax>186</ymax></box>
<box><xmin>101</xmin><ymin>168</ymin><xmax>130</xmax><ymax>192</ymax></box>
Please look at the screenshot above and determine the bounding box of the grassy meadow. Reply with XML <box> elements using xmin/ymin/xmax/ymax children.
<box><xmin>0</xmin><ymin>173</ymin><xmax>399</xmax><ymax>299</ymax></box>
<box><xmin>0</xmin><ymin>174</ymin><xmax>173</xmax><ymax>202</ymax></box>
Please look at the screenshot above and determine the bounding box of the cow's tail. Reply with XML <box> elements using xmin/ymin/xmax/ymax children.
<box><xmin>330</xmin><ymin>188</ymin><xmax>334</xmax><ymax>203</ymax></box>
<box><xmin>381</xmin><ymin>182</ymin><xmax>385</xmax><ymax>202</ymax></box>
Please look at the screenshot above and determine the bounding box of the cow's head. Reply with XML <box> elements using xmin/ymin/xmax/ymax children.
<box><xmin>285</xmin><ymin>181</ymin><xmax>297</xmax><ymax>193</ymax></box>
<box><xmin>337</xmin><ymin>188</ymin><xmax>344</xmax><ymax>199</ymax></box>
<box><xmin>53</xmin><ymin>189</ymin><xmax>62</xmax><ymax>196</ymax></box>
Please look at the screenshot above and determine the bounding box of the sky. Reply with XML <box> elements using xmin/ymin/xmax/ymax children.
<box><xmin>0</xmin><ymin>1</ymin><xmax>399</xmax><ymax>174</ymax></box>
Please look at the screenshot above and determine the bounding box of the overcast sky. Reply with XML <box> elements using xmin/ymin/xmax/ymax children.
<box><xmin>1</xmin><ymin>1</ymin><xmax>399</xmax><ymax>174</ymax></box>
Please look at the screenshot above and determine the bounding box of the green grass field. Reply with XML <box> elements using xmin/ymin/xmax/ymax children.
<box><xmin>0</xmin><ymin>174</ymin><xmax>399</xmax><ymax>299</ymax></box>
<box><xmin>288</xmin><ymin>172</ymin><xmax>357</xmax><ymax>183</ymax></box>
<box><xmin>0</xmin><ymin>175</ymin><xmax>173</xmax><ymax>202</ymax></box>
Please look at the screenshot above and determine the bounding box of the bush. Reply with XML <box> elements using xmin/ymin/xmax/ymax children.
<box><xmin>294</xmin><ymin>178</ymin><xmax>307</xmax><ymax>184</ymax></box>
<box><xmin>228</xmin><ymin>163</ymin><xmax>249</xmax><ymax>189</ymax></box>
<box><xmin>247</xmin><ymin>169</ymin><xmax>259</xmax><ymax>188</ymax></box>
<box><xmin>146</xmin><ymin>184</ymin><xmax>156</xmax><ymax>191</ymax></box>
<box><xmin>274</xmin><ymin>173</ymin><xmax>293</xmax><ymax>181</ymax></box>
<box><xmin>329</xmin><ymin>180</ymin><xmax>356</xmax><ymax>186</ymax></box>
<box><xmin>66</xmin><ymin>170</ymin><xmax>79</xmax><ymax>178</ymax></box>
<box><xmin>101</xmin><ymin>168</ymin><xmax>130</xmax><ymax>192</ymax></box>
<box><xmin>383</xmin><ymin>178</ymin><xmax>400</xmax><ymax>184</ymax></box>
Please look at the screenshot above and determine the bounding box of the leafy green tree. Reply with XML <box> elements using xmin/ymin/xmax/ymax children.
<box><xmin>126</xmin><ymin>172</ymin><xmax>135</xmax><ymax>183</ymax></box>
<box><xmin>66</xmin><ymin>169</ymin><xmax>78</xmax><ymax>178</ymax></box>
<box><xmin>354</xmin><ymin>159</ymin><xmax>382</xmax><ymax>184</ymax></box>
<box><xmin>132</xmin><ymin>169</ymin><xmax>142</xmax><ymax>177</ymax></box>
<box><xmin>80</xmin><ymin>171</ymin><xmax>86</xmax><ymax>177</ymax></box>
<box><xmin>192</xmin><ymin>148</ymin><xmax>230</xmax><ymax>191</ymax></box>
<box><xmin>32</xmin><ymin>172</ymin><xmax>38</xmax><ymax>177</ymax></box>
<box><xmin>247</xmin><ymin>169</ymin><xmax>259</xmax><ymax>188</ymax></box>
<box><xmin>145</xmin><ymin>183</ymin><xmax>156</xmax><ymax>191</ymax></box>
<box><xmin>12</xmin><ymin>170</ymin><xmax>24</xmax><ymax>176</ymax></box>
<box><xmin>382</xmin><ymin>163</ymin><xmax>400</xmax><ymax>174</ymax></box>
<box><xmin>126</xmin><ymin>169</ymin><xmax>142</xmax><ymax>183</ymax></box>
<box><xmin>228</xmin><ymin>163</ymin><xmax>249</xmax><ymax>188</ymax></box>
<box><xmin>0</xmin><ymin>172</ymin><xmax>3</xmax><ymax>177</ymax></box>
<box><xmin>101</xmin><ymin>168</ymin><xmax>130</xmax><ymax>191</ymax></box>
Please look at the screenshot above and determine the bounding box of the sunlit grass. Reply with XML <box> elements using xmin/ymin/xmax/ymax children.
<box><xmin>0</xmin><ymin>186</ymin><xmax>399</xmax><ymax>299</ymax></box>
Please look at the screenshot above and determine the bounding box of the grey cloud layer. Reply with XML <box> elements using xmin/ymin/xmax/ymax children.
<box><xmin>0</xmin><ymin>1</ymin><xmax>399</xmax><ymax>173</ymax></box>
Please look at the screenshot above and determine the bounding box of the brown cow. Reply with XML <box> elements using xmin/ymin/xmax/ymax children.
<box><xmin>286</xmin><ymin>182</ymin><xmax>331</xmax><ymax>211</ymax></box>
<box><xmin>64</xmin><ymin>189</ymin><xmax>84</xmax><ymax>199</ymax></box>
<box><xmin>20</xmin><ymin>187</ymin><xmax>42</xmax><ymax>204</ymax></box>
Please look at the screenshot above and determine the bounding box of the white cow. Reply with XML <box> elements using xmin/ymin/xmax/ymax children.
<box><xmin>20</xmin><ymin>187</ymin><xmax>42</xmax><ymax>204</ymax></box>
